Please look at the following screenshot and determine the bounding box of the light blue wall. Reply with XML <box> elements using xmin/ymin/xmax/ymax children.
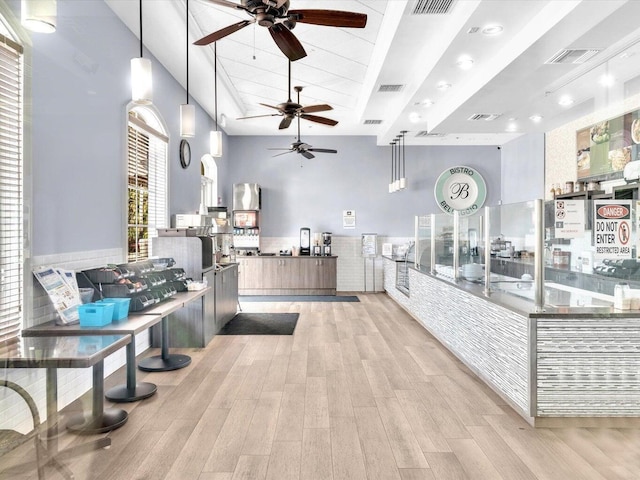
<box><xmin>226</xmin><ymin>136</ymin><xmax>502</xmax><ymax>237</ymax></box>
<box><xmin>500</xmin><ymin>133</ymin><xmax>545</xmax><ymax>204</ymax></box>
<box><xmin>15</xmin><ymin>0</ymin><xmax>216</xmax><ymax>256</ymax></box>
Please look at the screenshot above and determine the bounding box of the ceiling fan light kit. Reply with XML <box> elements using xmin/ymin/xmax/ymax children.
<box><xmin>131</xmin><ymin>0</ymin><xmax>152</xmax><ymax>105</ymax></box>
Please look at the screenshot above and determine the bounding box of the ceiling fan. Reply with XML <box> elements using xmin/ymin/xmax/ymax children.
<box><xmin>268</xmin><ymin>107</ymin><xmax>337</xmax><ymax>159</ymax></box>
<box><xmin>194</xmin><ymin>0</ymin><xmax>368</xmax><ymax>62</ymax></box>
<box><xmin>236</xmin><ymin>60</ymin><xmax>337</xmax><ymax>130</ymax></box>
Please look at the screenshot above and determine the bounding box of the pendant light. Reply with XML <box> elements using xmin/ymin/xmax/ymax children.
<box><xmin>180</xmin><ymin>0</ymin><xmax>195</xmax><ymax>137</ymax></box>
<box><xmin>394</xmin><ymin>135</ymin><xmax>401</xmax><ymax>192</ymax></box>
<box><xmin>210</xmin><ymin>43</ymin><xmax>223</xmax><ymax>157</ymax></box>
<box><xmin>399</xmin><ymin>130</ymin><xmax>407</xmax><ymax>189</ymax></box>
<box><xmin>131</xmin><ymin>0</ymin><xmax>152</xmax><ymax>105</ymax></box>
<box><xmin>389</xmin><ymin>141</ymin><xmax>395</xmax><ymax>193</ymax></box>
<box><xmin>21</xmin><ymin>0</ymin><xmax>57</xmax><ymax>33</ymax></box>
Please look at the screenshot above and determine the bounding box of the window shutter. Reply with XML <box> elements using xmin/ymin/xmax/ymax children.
<box><xmin>0</xmin><ymin>34</ymin><xmax>23</xmax><ymax>345</ymax></box>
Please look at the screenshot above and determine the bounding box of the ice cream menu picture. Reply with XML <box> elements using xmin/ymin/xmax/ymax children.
<box><xmin>577</xmin><ymin>110</ymin><xmax>640</xmax><ymax>180</ymax></box>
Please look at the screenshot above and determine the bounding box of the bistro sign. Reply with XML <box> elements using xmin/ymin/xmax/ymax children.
<box><xmin>434</xmin><ymin>166</ymin><xmax>487</xmax><ymax>216</ymax></box>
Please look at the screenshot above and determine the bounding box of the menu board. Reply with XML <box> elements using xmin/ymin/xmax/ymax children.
<box><xmin>577</xmin><ymin>109</ymin><xmax>640</xmax><ymax>180</ymax></box>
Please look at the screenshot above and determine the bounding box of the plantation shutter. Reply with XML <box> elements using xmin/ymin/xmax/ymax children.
<box><xmin>127</xmin><ymin>113</ymin><xmax>168</xmax><ymax>261</ymax></box>
<box><xmin>0</xmin><ymin>33</ymin><xmax>24</xmax><ymax>345</ymax></box>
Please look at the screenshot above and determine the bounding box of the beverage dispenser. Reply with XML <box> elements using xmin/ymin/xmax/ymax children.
<box><xmin>300</xmin><ymin>227</ymin><xmax>310</xmax><ymax>256</ymax></box>
<box><xmin>322</xmin><ymin>232</ymin><xmax>332</xmax><ymax>256</ymax></box>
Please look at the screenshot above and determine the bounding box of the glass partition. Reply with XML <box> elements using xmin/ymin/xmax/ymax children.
<box><xmin>414</xmin><ymin>215</ymin><xmax>432</xmax><ymax>271</ymax></box>
<box><xmin>432</xmin><ymin>212</ymin><xmax>455</xmax><ymax>279</ymax></box>
<box><xmin>457</xmin><ymin>212</ymin><xmax>484</xmax><ymax>283</ymax></box>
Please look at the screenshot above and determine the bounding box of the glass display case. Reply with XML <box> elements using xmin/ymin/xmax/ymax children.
<box><xmin>410</xmin><ymin>197</ymin><xmax>640</xmax><ymax>312</ymax></box>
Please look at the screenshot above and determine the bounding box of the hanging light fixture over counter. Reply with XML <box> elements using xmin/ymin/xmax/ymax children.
<box><xmin>388</xmin><ymin>131</ymin><xmax>408</xmax><ymax>193</ymax></box>
<box><xmin>131</xmin><ymin>0</ymin><xmax>152</xmax><ymax>105</ymax></box>
<box><xmin>210</xmin><ymin>43</ymin><xmax>222</xmax><ymax>157</ymax></box>
<box><xmin>180</xmin><ymin>0</ymin><xmax>195</xmax><ymax>137</ymax></box>
<box><xmin>21</xmin><ymin>0</ymin><xmax>57</xmax><ymax>33</ymax></box>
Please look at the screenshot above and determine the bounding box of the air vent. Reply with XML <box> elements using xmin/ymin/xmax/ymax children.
<box><xmin>378</xmin><ymin>84</ymin><xmax>404</xmax><ymax>93</ymax></box>
<box><xmin>416</xmin><ymin>131</ymin><xmax>445</xmax><ymax>137</ymax></box>
<box><xmin>467</xmin><ymin>26</ymin><xmax>479</xmax><ymax>34</ymax></box>
<box><xmin>413</xmin><ymin>0</ymin><xmax>455</xmax><ymax>15</ymax></box>
<box><xmin>545</xmin><ymin>49</ymin><xmax>600</xmax><ymax>64</ymax></box>
<box><xmin>363</xmin><ymin>119</ymin><xmax>383</xmax><ymax>125</ymax></box>
<box><xmin>467</xmin><ymin>113</ymin><xmax>501</xmax><ymax>121</ymax></box>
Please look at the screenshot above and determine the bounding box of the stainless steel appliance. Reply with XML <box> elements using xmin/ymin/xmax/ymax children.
<box><xmin>300</xmin><ymin>227</ymin><xmax>310</xmax><ymax>256</ymax></box>
<box><xmin>232</xmin><ymin>183</ymin><xmax>261</xmax><ymax>252</ymax></box>
<box><xmin>322</xmin><ymin>232</ymin><xmax>332</xmax><ymax>256</ymax></box>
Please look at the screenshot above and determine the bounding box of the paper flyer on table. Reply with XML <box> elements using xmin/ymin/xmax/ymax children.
<box><xmin>33</xmin><ymin>267</ymin><xmax>80</xmax><ymax>324</ymax></box>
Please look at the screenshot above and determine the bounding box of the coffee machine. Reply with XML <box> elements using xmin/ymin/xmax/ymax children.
<box><xmin>300</xmin><ymin>227</ymin><xmax>310</xmax><ymax>256</ymax></box>
<box><xmin>322</xmin><ymin>232</ymin><xmax>332</xmax><ymax>256</ymax></box>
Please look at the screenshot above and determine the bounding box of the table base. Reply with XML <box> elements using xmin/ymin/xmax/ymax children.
<box><xmin>66</xmin><ymin>408</ymin><xmax>128</xmax><ymax>435</ymax></box>
<box><xmin>137</xmin><ymin>354</ymin><xmax>192</xmax><ymax>372</ymax></box>
<box><xmin>105</xmin><ymin>381</ymin><xmax>157</xmax><ymax>402</ymax></box>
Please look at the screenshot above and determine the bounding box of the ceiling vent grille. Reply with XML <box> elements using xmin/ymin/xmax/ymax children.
<box><xmin>416</xmin><ymin>131</ymin><xmax>445</xmax><ymax>137</ymax></box>
<box><xmin>545</xmin><ymin>49</ymin><xmax>600</xmax><ymax>64</ymax></box>
<box><xmin>467</xmin><ymin>26</ymin><xmax>479</xmax><ymax>34</ymax></box>
<box><xmin>468</xmin><ymin>113</ymin><xmax>501</xmax><ymax>121</ymax></box>
<box><xmin>363</xmin><ymin>119</ymin><xmax>383</xmax><ymax>125</ymax></box>
<box><xmin>413</xmin><ymin>0</ymin><xmax>455</xmax><ymax>15</ymax></box>
<box><xmin>378</xmin><ymin>84</ymin><xmax>404</xmax><ymax>92</ymax></box>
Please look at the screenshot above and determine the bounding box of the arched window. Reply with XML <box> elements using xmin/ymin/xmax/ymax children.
<box><xmin>127</xmin><ymin>105</ymin><xmax>169</xmax><ymax>261</ymax></box>
<box><xmin>200</xmin><ymin>154</ymin><xmax>218</xmax><ymax>208</ymax></box>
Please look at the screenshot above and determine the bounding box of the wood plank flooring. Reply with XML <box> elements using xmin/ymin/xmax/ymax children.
<box><xmin>2</xmin><ymin>293</ymin><xmax>640</xmax><ymax>479</ymax></box>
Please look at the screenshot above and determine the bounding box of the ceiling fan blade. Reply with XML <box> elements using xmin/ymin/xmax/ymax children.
<box><xmin>194</xmin><ymin>19</ymin><xmax>252</xmax><ymax>46</ymax></box>
<box><xmin>299</xmin><ymin>104</ymin><xmax>333</xmax><ymax>114</ymax></box>
<box><xmin>272</xmin><ymin>150</ymin><xmax>295</xmax><ymax>157</ymax></box>
<box><xmin>236</xmin><ymin>113</ymin><xmax>281</xmax><ymax>120</ymax></box>
<box><xmin>258</xmin><ymin>103</ymin><xmax>283</xmax><ymax>111</ymax></box>
<box><xmin>279</xmin><ymin>116</ymin><xmax>293</xmax><ymax>130</ymax></box>
<box><xmin>288</xmin><ymin>10</ymin><xmax>368</xmax><ymax>28</ymax></box>
<box><xmin>300</xmin><ymin>114</ymin><xmax>338</xmax><ymax>127</ymax></box>
<box><xmin>307</xmin><ymin>148</ymin><xmax>338</xmax><ymax>154</ymax></box>
<box><xmin>204</xmin><ymin>0</ymin><xmax>245</xmax><ymax>10</ymax></box>
<box><xmin>269</xmin><ymin>24</ymin><xmax>307</xmax><ymax>62</ymax></box>
<box><xmin>301</xmin><ymin>150</ymin><xmax>315</xmax><ymax>159</ymax></box>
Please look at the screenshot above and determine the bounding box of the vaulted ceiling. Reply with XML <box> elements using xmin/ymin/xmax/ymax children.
<box><xmin>106</xmin><ymin>0</ymin><xmax>640</xmax><ymax>146</ymax></box>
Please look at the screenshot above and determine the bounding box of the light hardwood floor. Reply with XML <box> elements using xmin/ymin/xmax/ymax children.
<box><xmin>2</xmin><ymin>293</ymin><xmax>640</xmax><ymax>479</ymax></box>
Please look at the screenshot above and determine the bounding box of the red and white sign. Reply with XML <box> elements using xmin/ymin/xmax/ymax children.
<box><xmin>594</xmin><ymin>200</ymin><xmax>632</xmax><ymax>259</ymax></box>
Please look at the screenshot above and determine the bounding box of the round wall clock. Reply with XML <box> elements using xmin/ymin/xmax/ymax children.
<box><xmin>434</xmin><ymin>166</ymin><xmax>487</xmax><ymax>216</ymax></box>
<box><xmin>179</xmin><ymin>139</ymin><xmax>191</xmax><ymax>169</ymax></box>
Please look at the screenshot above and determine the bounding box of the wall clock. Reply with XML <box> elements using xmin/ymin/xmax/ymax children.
<box><xmin>179</xmin><ymin>139</ymin><xmax>191</xmax><ymax>169</ymax></box>
<box><xmin>434</xmin><ymin>166</ymin><xmax>487</xmax><ymax>216</ymax></box>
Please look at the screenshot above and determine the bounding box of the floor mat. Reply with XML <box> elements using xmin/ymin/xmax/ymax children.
<box><xmin>218</xmin><ymin>312</ymin><xmax>300</xmax><ymax>335</ymax></box>
<box><xmin>239</xmin><ymin>295</ymin><xmax>360</xmax><ymax>302</ymax></box>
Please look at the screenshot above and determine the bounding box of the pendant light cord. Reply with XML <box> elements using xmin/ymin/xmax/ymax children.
<box><xmin>214</xmin><ymin>43</ymin><xmax>218</xmax><ymax>131</ymax></box>
<box><xmin>139</xmin><ymin>0</ymin><xmax>143</xmax><ymax>58</ymax></box>
<box><xmin>390</xmin><ymin>142</ymin><xmax>395</xmax><ymax>183</ymax></box>
<box><xmin>186</xmin><ymin>0</ymin><xmax>189</xmax><ymax>105</ymax></box>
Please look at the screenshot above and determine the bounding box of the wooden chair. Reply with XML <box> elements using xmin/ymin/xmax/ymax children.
<box><xmin>0</xmin><ymin>379</ymin><xmax>45</xmax><ymax>479</ymax></box>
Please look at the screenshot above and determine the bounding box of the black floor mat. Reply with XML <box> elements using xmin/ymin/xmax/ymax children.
<box><xmin>218</xmin><ymin>312</ymin><xmax>300</xmax><ymax>335</ymax></box>
<box><xmin>239</xmin><ymin>295</ymin><xmax>360</xmax><ymax>302</ymax></box>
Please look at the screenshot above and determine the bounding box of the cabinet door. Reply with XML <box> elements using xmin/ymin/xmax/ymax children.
<box><xmin>243</xmin><ymin>258</ymin><xmax>264</xmax><ymax>289</ymax></box>
<box><xmin>261</xmin><ymin>258</ymin><xmax>280</xmax><ymax>289</ymax></box>
<box><xmin>280</xmin><ymin>258</ymin><xmax>302</xmax><ymax>289</ymax></box>
<box><xmin>318</xmin><ymin>258</ymin><xmax>337</xmax><ymax>289</ymax></box>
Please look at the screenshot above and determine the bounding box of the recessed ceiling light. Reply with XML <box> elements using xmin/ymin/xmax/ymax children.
<box><xmin>422</xmin><ymin>99</ymin><xmax>434</xmax><ymax>107</ymax></box>
<box><xmin>456</xmin><ymin>56</ymin><xmax>474</xmax><ymax>70</ymax></box>
<box><xmin>409</xmin><ymin>112</ymin><xmax>422</xmax><ymax>123</ymax></box>
<box><xmin>599</xmin><ymin>74</ymin><xmax>615</xmax><ymax>87</ymax></box>
<box><xmin>506</xmin><ymin>122</ymin><xmax>518</xmax><ymax>132</ymax></box>
<box><xmin>437</xmin><ymin>81</ymin><xmax>451</xmax><ymax>91</ymax></box>
<box><xmin>482</xmin><ymin>24</ymin><xmax>503</xmax><ymax>35</ymax></box>
<box><xmin>529</xmin><ymin>115</ymin><xmax>543</xmax><ymax>123</ymax></box>
<box><xmin>558</xmin><ymin>95</ymin><xmax>574</xmax><ymax>106</ymax></box>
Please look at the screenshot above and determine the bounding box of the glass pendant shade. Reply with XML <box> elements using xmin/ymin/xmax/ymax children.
<box><xmin>388</xmin><ymin>183</ymin><xmax>394</xmax><ymax>193</ymax></box>
<box><xmin>210</xmin><ymin>130</ymin><xmax>222</xmax><ymax>157</ymax></box>
<box><xmin>399</xmin><ymin>177</ymin><xmax>407</xmax><ymax>189</ymax></box>
<box><xmin>180</xmin><ymin>104</ymin><xmax>196</xmax><ymax>137</ymax></box>
<box><xmin>22</xmin><ymin>0</ymin><xmax>57</xmax><ymax>33</ymax></box>
<box><xmin>131</xmin><ymin>57</ymin><xmax>153</xmax><ymax>105</ymax></box>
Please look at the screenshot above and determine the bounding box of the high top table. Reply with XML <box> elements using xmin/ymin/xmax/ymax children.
<box><xmin>23</xmin><ymin>313</ymin><xmax>163</xmax><ymax>402</ymax></box>
<box><xmin>1</xmin><ymin>334</ymin><xmax>130</xmax><ymax>446</ymax></box>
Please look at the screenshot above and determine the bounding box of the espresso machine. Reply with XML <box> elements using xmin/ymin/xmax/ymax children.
<box><xmin>322</xmin><ymin>232</ymin><xmax>332</xmax><ymax>256</ymax></box>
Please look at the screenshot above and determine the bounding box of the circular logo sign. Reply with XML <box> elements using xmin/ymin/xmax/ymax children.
<box><xmin>434</xmin><ymin>166</ymin><xmax>487</xmax><ymax>216</ymax></box>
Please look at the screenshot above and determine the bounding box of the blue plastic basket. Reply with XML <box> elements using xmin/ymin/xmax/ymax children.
<box><xmin>98</xmin><ymin>298</ymin><xmax>131</xmax><ymax>321</ymax></box>
<box><xmin>78</xmin><ymin>302</ymin><xmax>114</xmax><ymax>327</ymax></box>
